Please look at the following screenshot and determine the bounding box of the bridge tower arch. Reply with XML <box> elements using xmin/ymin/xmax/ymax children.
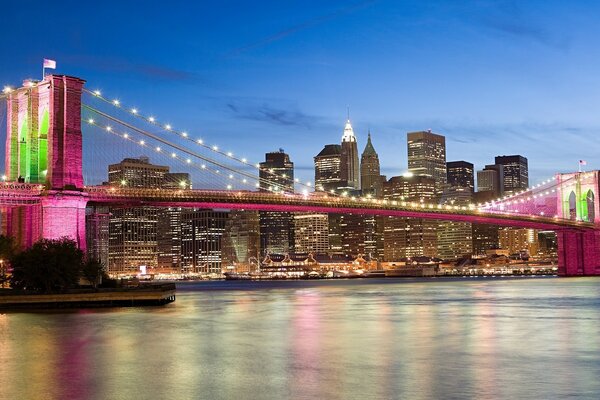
<box><xmin>557</xmin><ymin>171</ymin><xmax>600</xmax><ymax>223</ymax></box>
<box><xmin>556</xmin><ymin>171</ymin><xmax>600</xmax><ymax>275</ymax></box>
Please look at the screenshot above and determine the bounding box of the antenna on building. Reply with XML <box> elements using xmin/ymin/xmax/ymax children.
<box><xmin>347</xmin><ymin>105</ymin><xmax>350</xmax><ymax>121</ymax></box>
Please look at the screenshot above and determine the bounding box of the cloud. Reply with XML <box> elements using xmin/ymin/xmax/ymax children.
<box><xmin>481</xmin><ymin>17</ymin><xmax>568</xmax><ymax>49</ymax></box>
<box><xmin>62</xmin><ymin>54</ymin><xmax>198</xmax><ymax>82</ymax></box>
<box><xmin>226</xmin><ymin>101</ymin><xmax>322</xmax><ymax>129</ymax></box>
<box><xmin>462</xmin><ymin>0</ymin><xmax>569</xmax><ymax>50</ymax></box>
<box><xmin>224</xmin><ymin>0</ymin><xmax>378</xmax><ymax>57</ymax></box>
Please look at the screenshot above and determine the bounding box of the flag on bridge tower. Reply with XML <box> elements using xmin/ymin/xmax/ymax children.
<box><xmin>43</xmin><ymin>59</ymin><xmax>56</xmax><ymax>69</ymax></box>
<box><xmin>579</xmin><ymin>160</ymin><xmax>587</xmax><ymax>172</ymax></box>
<box><xmin>42</xmin><ymin>58</ymin><xmax>56</xmax><ymax>79</ymax></box>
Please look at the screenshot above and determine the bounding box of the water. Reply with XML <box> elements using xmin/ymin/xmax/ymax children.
<box><xmin>2</xmin><ymin>277</ymin><xmax>600</xmax><ymax>400</ymax></box>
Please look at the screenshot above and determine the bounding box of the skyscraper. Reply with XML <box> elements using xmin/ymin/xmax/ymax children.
<box><xmin>180</xmin><ymin>209</ymin><xmax>228</xmax><ymax>274</ymax></box>
<box><xmin>437</xmin><ymin>187</ymin><xmax>473</xmax><ymax>260</ymax></box>
<box><xmin>439</xmin><ymin>161</ymin><xmax>474</xmax><ymax>259</ymax></box>
<box><xmin>495</xmin><ymin>155</ymin><xmax>528</xmax><ymax>195</ymax></box>
<box><xmin>157</xmin><ymin>174</ymin><xmax>191</xmax><ymax>272</ymax></box>
<box><xmin>293</xmin><ymin>213</ymin><xmax>330</xmax><ymax>254</ymax></box>
<box><xmin>107</xmin><ymin>157</ymin><xmax>168</xmax><ymax>274</ymax></box>
<box><xmin>315</xmin><ymin>144</ymin><xmax>344</xmax><ymax>192</ymax></box>
<box><xmin>382</xmin><ymin>175</ymin><xmax>438</xmax><ymax>261</ymax></box>
<box><xmin>259</xmin><ymin>150</ymin><xmax>294</xmax><ymax>254</ymax></box>
<box><xmin>447</xmin><ymin>161</ymin><xmax>474</xmax><ymax>191</ymax></box>
<box><xmin>360</xmin><ymin>132</ymin><xmax>384</xmax><ymax>197</ymax></box>
<box><xmin>259</xmin><ymin>150</ymin><xmax>294</xmax><ymax>193</ymax></box>
<box><xmin>340</xmin><ymin>119</ymin><xmax>360</xmax><ymax>190</ymax></box>
<box><xmin>407</xmin><ymin>130</ymin><xmax>447</xmax><ymax>195</ymax></box>
<box><xmin>106</xmin><ymin>157</ymin><xmax>192</xmax><ymax>274</ymax></box>
<box><xmin>477</xmin><ymin>164</ymin><xmax>504</xmax><ymax>196</ymax></box>
<box><xmin>222</xmin><ymin>211</ymin><xmax>260</xmax><ymax>272</ymax></box>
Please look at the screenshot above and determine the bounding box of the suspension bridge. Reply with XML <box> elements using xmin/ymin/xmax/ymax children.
<box><xmin>1</xmin><ymin>74</ymin><xmax>599</xmax><ymax>276</ymax></box>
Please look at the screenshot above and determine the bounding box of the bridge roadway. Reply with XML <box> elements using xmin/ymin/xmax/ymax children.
<box><xmin>79</xmin><ymin>186</ymin><xmax>596</xmax><ymax>231</ymax></box>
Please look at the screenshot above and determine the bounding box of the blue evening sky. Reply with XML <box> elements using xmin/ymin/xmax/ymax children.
<box><xmin>1</xmin><ymin>0</ymin><xmax>600</xmax><ymax>186</ymax></box>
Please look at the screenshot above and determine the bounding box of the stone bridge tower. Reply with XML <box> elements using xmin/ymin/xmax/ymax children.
<box><xmin>4</xmin><ymin>75</ymin><xmax>87</xmax><ymax>249</ymax></box>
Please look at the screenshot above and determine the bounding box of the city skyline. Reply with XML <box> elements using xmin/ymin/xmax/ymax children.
<box><xmin>2</xmin><ymin>1</ymin><xmax>600</xmax><ymax>185</ymax></box>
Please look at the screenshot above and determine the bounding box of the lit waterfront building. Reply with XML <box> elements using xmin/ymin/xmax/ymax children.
<box><xmin>360</xmin><ymin>131</ymin><xmax>385</xmax><ymax>197</ymax></box>
<box><xmin>499</xmin><ymin>227</ymin><xmax>539</xmax><ymax>257</ymax></box>
<box><xmin>537</xmin><ymin>231</ymin><xmax>558</xmax><ymax>258</ymax></box>
<box><xmin>106</xmin><ymin>157</ymin><xmax>191</xmax><ymax>274</ymax></box>
<box><xmin>472</xmin><ymin>184</ymin><xmax>502</xmax><ymax>256</ymax></box>
<box><xmin>407</xmin><ymin>130</ymin><xmax>447</xmax><ymax>196</ymax></box>
<box><xmin>314</xmin><ymin>144</ymin><xmax>345</xmax><ymax>192</ymax></box>
<box><xmin>437</xmin><ymin>187</ymin><xmax>473</xmax><ymax>260</ymax></box>
<box><xmin>157</xmin><ymin>174</ymin><xmax>191</xmax><ymax>272</ymax></box>
<box><xmin>495</xmin><ymin>155</ymin><xmax>530</xmax><ymax>258</ymax></box>
<box><xmin>382</xmin><ymin>175</ymin><xmax>437</xmax><ymax>261</ymax></box>
<box><xmin>85</xmin><ymin>206</ymin><xmax>110</xmax><ymax>267</ymax></box>
<box><xmin>259</xmin><ymin>150</ymin><xmax>294</xmax><ymax>255</ymax></box>
<box><xmin>180</xmin><ymin>209</ymin><xmax>228</xmax><ymax>274</ymax></box>
<box><xmin>222</xmin><ymin>210</ymin><xmax>261</xmax><ymax>273</ymax></box>
<box><xmin>437</xmin><ymin>161</ymin><xmax>474</xmax><ymax>260</ymax></box>
<box><xmin>340</xmin><ymin>213</ymin><xmax>383</xmax><ymax>260</ymax></box>
<box><xmin>294</xmin><ymin>213</ymin><xmax>330</xmax><ymax>254</ymax></box>
<box><xmin>495</xmin><ymin>155</ymin><xmax>528</xmax><ymax>195</ymax></box>
<box><xmin>340</xmin><ymin>119</ymin><xmax>360</xmax><ymax>190</ymax></box>
<box><xmin>107</xmin><ymin>157</ymin><xmax>167</xmax><ymax>274</ymax></box>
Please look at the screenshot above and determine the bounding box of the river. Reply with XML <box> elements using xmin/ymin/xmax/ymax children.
<box><xmin>1</xmin><ymin>277</ymin><xmax>600</xmax><ymax>399</ymax></box>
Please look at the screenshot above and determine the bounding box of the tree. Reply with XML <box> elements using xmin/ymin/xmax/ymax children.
<box><xmin>10</xmin><ymin>238</ymin><xmax>84</xmax><ymax>293</ymax></box>
<box><xmin>0</xmin><ymin>235</ymin><xmax>15</xmax><ymax>288</ymax></box>
<box><xmin>81</xmin><ymin>258</ymin><xmax>106</xmax><ymax>289</ymax></box>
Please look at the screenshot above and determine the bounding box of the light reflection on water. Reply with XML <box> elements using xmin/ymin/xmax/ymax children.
<box><xmin>1</xmin><ymin>277</ymin><xmax>600</xmax><ymax>400</ymax></box>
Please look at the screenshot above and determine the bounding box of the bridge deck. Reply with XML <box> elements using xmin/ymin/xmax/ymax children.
<box><xmin>81</xmin><ymin>187</ymin><xmax>595</xmax><ymax>231</ymax></box>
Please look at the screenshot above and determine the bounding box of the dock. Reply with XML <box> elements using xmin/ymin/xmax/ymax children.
<box><xmin>0</xmin><ymin>283</ymin><xmax>176</xmax><ymax>309</ymax></box>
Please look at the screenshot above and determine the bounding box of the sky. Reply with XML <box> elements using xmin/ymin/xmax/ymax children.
<box><xmin>2</xmin><ymin>0</ymin><xmax>600</xmax><ymax>186</ymax></box>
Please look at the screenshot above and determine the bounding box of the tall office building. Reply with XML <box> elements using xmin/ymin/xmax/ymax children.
<box><xmin>499</xmin><ymin>228</ymin><xmax>539</xmax><ymax>256</ymax></box>
<box><xmin>447</xmin><ymin>161</ymin><xmax>474</xmax><ymax>191</ymax></box>
<box><xmin>407</xmin><ymin>130</ymin><xmax>447</xmax><ymax>195</ymax></box>
<box><xmin>259</xmin><ymin>150</ymin><xmax>294</xmax><ymax>255</ymax></box>
<box><xmin>437</xmin><ymin>187</ymin><xmax>473</xmax><ymax>260</ymax></box>
<box><xmin>494</xmin><ymin>155</ymin><xmax>530</xmax><ymax>260</ymax></box>
<box><xmin>294</xmin><ymin>213</ymin><xmax>330</xmax><ymax>254</ymax></box>
<box><xmin>180</xmin><ymin>209</ymin><xmax>228</xmax><ymax>274</ymax></box>
<box><xmin>472</xmin><ymin>183</ymin><xmax>501</xmax><ymax>256</ymax></box>
<box><xmin>315</xmin><ymin>144</ymin><xmax>345</xmax><ymax>192</ymax></box>
<box><xmin>107</xmin><ymin>157</ymin><xmax>168</xmax><ymax>274</ymax></box>
<box><xmin>259</xmin><ymin>150</ymin><xmax>294</xmax><ymax>193</ymax></box>
<box><xmin>334</xmin><ymin>213</ymin><xmax>383</xmax><ymax>260</ymax></box>
<box><xmin>157</xmin><ymin>174</ymin><xmax>191</xmax><ymax>272</ymax></box>
<box><xmin>495</xmin><ymin>155</ymin><xmax>528</xmax><ymax>195</ymax></box>
<box><xmin>360</xmin><ymin>132</ymin><xmax>384</xmax><ymax>197</ymax></box>
<box><xmin>382</xmin><ymin>175</ymin><xmax>438</xmax><ymax>261</ymax></box>
<box><xmin>106</xmin><ymin>157</ymin><xmax>192</xmax><ymax>274</ymax></box>
<box><xmin>477</xmin><ymin>164</ymin><xmax>504</xmax><ymax>196</ymax></box>
<box><xmin>85</xmin><ymin>206</ymin><xmax>110</xmax><ymax>267</ymax></box>
<box><xmin>222</xmin><ymin>210</ymin><xmax>261</xmax><ymax>272</ymax></box>
<box><xmin>340</xmin><ymin>119</ymin><xmax>360</xmax><ymax>190</ymax></box>
<box><xmin>438</xmin><ymin>162</ymin><xmax>474</xmax><ymax>259</ymax></box>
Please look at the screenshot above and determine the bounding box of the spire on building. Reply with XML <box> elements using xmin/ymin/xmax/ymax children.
<box><xmin>342</xmin><ymin>119</ymin><xmax>356</xmax><ymax>143</ymax></box>
<box><xmin>362</xmin><ymin>130</ymin><xmax>377</xmax><ymax>156</ymax></box>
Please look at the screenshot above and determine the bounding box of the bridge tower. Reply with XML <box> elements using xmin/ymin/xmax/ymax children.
<box><xmin>556</xmin><ymin>171</ymin><xmax>600</xmax><ymax>275</ymax></box>
<box><xmin>4</xmin><ymin>75</ymin><xmax>87</xmax><ymax>249</ymax></box>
